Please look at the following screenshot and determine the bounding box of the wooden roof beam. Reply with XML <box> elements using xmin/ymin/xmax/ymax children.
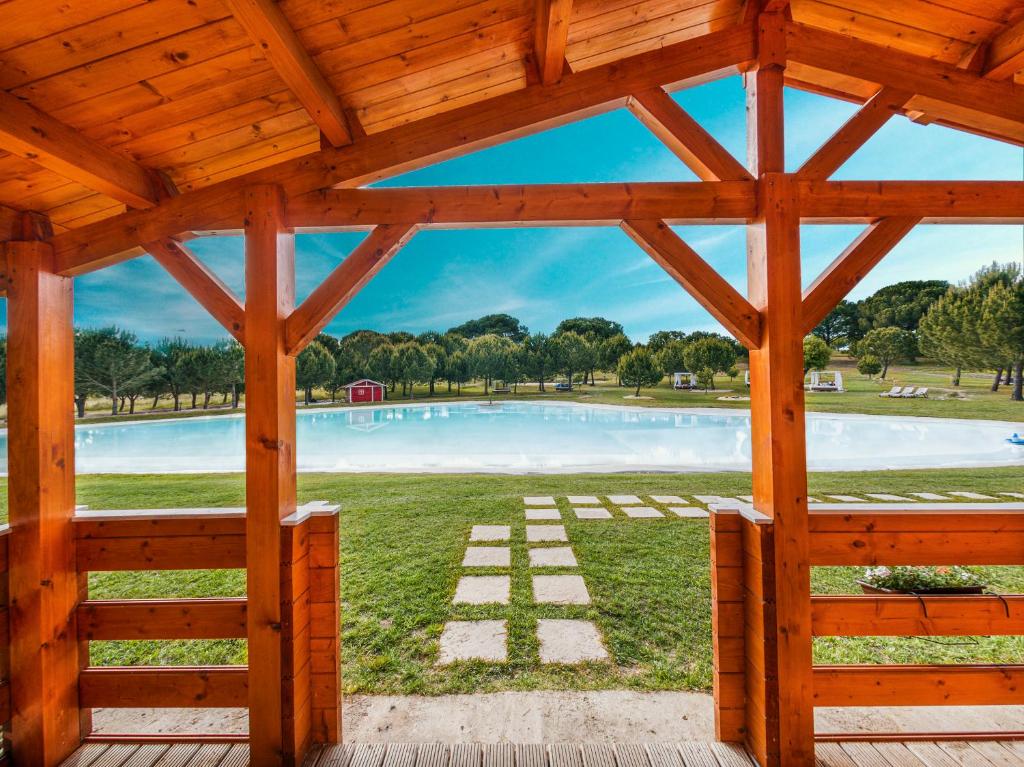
<box><xmin>797</xmin><ymin>87</ymin><xmax>914</xmax><ymax>179</ymax></box>
<box><xmin>621</xmin><ymin>218</ymin><xmax>762</xmax><ymax>349</ymax></box>
<box><xmin>984</xmin><ymin>16</ymin><xmax>1024</xmax><ymax>81</ymax></box>
<box><xmin>284</xmin><ymin>224</ymin><xmax>417</xmax><ymax>355</ymax></box>
<box><xmin>146</xmin><ymin>239</ymin><xmax>246</xmax><ymax>343</ymax></box>
<box><xmin>627</xmin><ymin>88</ymin><xmax>754</xmax><ymax>181</ymax></box>
<box><xmin>0</xmin><ymin>90</ymin><xmax>159</xmax><ymax>209</ymax></box>
<box><xmin>801</xmin><ymin>217</ymin><xmax>920</xmax><ymax>334</ymax></box>
<box><xmin>534</xmin><ymin>0</ymin><xmax>574</xmax><ymax>85</ymax></box>
<box><xmin>224</xmin><ymin>0</ymin><xmax>352</xmax><ymax>146</ymax></box>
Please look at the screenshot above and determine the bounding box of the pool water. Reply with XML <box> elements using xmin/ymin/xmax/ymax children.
<box><xmin>7</xmin><ymin>401</ymin><xmax>1023</xmax><ymax>474</ymax></box>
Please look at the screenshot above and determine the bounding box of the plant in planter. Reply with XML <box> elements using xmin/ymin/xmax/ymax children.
<box><xmin>858</xmin><ymin>565</ymin><xmax>986</xmax><ymax>595</ymax></box>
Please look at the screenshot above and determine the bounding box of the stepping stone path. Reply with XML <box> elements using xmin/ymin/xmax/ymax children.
<box><xmin>453</xmin><ymin>576</ymin><xmax>510</xmax><ymax>605</ymax></box>
<box><xmin>607</xmin><ymin>495</ymin><xmax>642</xmax><ymax>505</ymax></box>
<box><xmin>669</xmin><ymin>507</ymin><xmax>708</xmax><ymax>518</ymax></box>
<box><xmin>528</xmin><ymin>546</ymin><xmax>577</xmax><ymax>567</ymax></box>
<box><xmin>865</xmin><ymin>493</ymin><xmax>911</xmax><ymax>502</ymax></box>
<box><xmin>438</xmin><ymin>620</ymin><xmax>507</xmax><ymax>663</ymax></box>
<box><xmin>462</xmin><ymin>546</ymin><xmax>511</xmax><ymax>567</ymax></box>
<box><xmin>574</xmin><ymin>507</ymin><xmax>612</xmax><ymax>519</ymax></box>
<box><xmin>525</xmin><ymin>508</ymin><xmax>561</xmax><ymax>520</ymax></box>
<box><xmin>567</xmin><ymin>495</ymin><xmax>599</xmax><ymax>504</ymax></box>
<box><xmin>523</xmin><ymin>496</ymin><xmax>556</xmax><ymax>506</ymax></box>
<box><xmin>470</xmin><ymin>525</ymin><xmax>510</xmax><ymax>541</ymax></box>
<box><xmin>536</xmin><ymin>619</ymin><xmax>609</xmax><ymax>663</ymax></box>
<box><xmin>948</xmin><ymin>491</ymin><xmax>995</xmax><ymax>500</ymax></box>
<box><xmin>621</xmin><ymin>506</ymin><xmax>663</xmax><ymax>518</ymax></box>
<box><xmin>526</xmin><ymin>524</ymin><xmax>567</xmax><ymax>542</ymax></box>
<box><xmin>532</xmin><ymin>575</ymin><xmax>591</xmax><ymax>605</ymax></box>
<box><xmin>827</xmin><ymin>495</ymin><xmax>862</xmax><ymax>502</ymax></box>
<box><xmin>910</xmin><ymin>492</ymin><xmax>949</xmax><ymax>501</ymax></box>
<box><xmin>1003</xmin><ymin>492</ymin><xmax>1024</xmax><ymax>499</ymax></box>
<box><xmin>651</xmin><ymin>495</ymin><xmax>685</xmax><ymax>504</ymax></box>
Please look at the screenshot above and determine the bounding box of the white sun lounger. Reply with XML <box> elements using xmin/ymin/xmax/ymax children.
<box><xmin>879</xmin><ymin>386</ymin><xmax>903</xmax><ymax>398</ymax></box>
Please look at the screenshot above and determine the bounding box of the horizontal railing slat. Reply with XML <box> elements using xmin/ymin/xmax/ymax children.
<box><xmin>79</xmin><ymin>666</ymin><xmax>248</xmax><ymax>708</ymax></box>
<box><xmin>813</xmin><ymin>664</ymin><xmax>1024</xmax><ymax>707</ymax></box>
<box><xmin>811</xmin><ymin>595</ymin><xmax>1024</xmax><ymax>636</ymax></box>
<box><xmin>77</xmin><ymin>535</ymin><xmax>246</xmax><ymax>571</ymax></box>
<box><xmin>77</xmin><ymin>599</ymin><xmax>247</xmax><ymax>640</ymax></box>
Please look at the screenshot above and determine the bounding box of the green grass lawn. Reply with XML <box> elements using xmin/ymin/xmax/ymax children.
<box><xmin>6</xmin><ymin>469</ymin><xmax>1021</xmax><ymax>695</ymax></box>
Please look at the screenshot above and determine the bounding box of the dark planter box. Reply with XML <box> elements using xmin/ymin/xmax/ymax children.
<box><xmin>858</xmin><ymin>580</ymin><xmax>986</xmax><ymax>595</ymax></box>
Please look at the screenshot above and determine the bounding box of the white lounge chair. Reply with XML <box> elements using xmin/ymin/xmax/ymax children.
<box><xmin>909</xmin><ymin>387</ymin><xmax>928</xmax><ymax>398</ymax></box>
<box><xmin>899</xmin><ymin>387</ymin><xmax>922</xmax><ymax>397</ymax></box>
<box><xmin>879</xmin><ymin>386</ymin><xmax>903</xmax><ymax>398</ymax></box>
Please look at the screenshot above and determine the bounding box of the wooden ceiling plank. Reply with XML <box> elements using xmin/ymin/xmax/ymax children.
<box><xmin>627</xmin><ymin>86</ymin><xmax>753</xmax><ymax>181</ymax></box>
<box><xmin>621</xmin><ymin>217</ymin><xmax>762</xmax><ymax>349</ymax></box>
<box><xmin>786</xmin><ymin>19</ymin><xmax>1024</xmax><ymax>126</ymax></box>
<box><xmin>534</xmin><ymin>0</ymin><xmax>574</xmax><ymax>85</ymax></box>
<box><xmin>49</xmin><ymin>21</ymin><xmax>757</xmax><ymax>273</ymax></box>
<box><xmin>0</xmin><ymin>90</ymin><xmax>158</xmax><ymax>209</ymax></box>
<box><xmin>284</xmin><ymin>223</ymin><xmax>418</xmax><ymax>355</ymax></box>
<box><xmin>146</xmin><ymin>238</ymin><xmax>246</xmax><ymax>343</ymax></box>
<box><xmin>224</xmin><ymin>0</ymin><xmax>352</xmax><ymax>146</ymax></box>
<box><xmin>985</xmin><ymin>16</ymin><xmax>1024</xmax><ymax>80</ymax></box>
<box><xmin>801</xmin><ymin>216</ymin><xmax>921</xmax><ymax>334</ymax></box>
<box><xmin>797</xmin><ymin>86</ymin><xmax>914</xmax><ymax>179</ymax></box>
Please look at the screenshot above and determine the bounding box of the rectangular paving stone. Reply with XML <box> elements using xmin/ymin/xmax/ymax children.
<box><xmin>1002</xmin><ymin>492</ymin><xmax>1024</xmax><ymax>499</ymax></box>
<box><xmin>694</xmin><ymin>495</ymin><xmax>736</xmax><ymax>504</ymax></box>
<box><xmin>948</xmin><ymin>491</ymin><xmax>995</xmax><ymax>499</ymax></box>
<box><xmin>470</xmin><ymin>525</ymin><xmax>510</xmax><ymax>541</ymax></box>
<box><xmin>533</xmin><ymin>574</ymin><xmax>591</xmax><ymax>605</ymax></box>
<box><xmin>827</xmin><ymin>495</ymin><xmax>863</xmax><ymax>502</ymax></box>
<box><xmin>574</xmin><ymin>507</ymin><xmax>612</xmax><ymax>520</ymax></box>
<box><xmin>910</xmin><ymin>492</ymin><xmax>950</xmax><ymax>501</ymax></box>
<box><xmin>526</xmin><ymin>524</ymin><xmax>567</xmax><ymax>542</ymax></box>
<box><xmin>453</xmin><ymin>575</ymin><xmax>511</xmax><ymax>605</ymax></box>
<box><xmin>567</xmin><ymin>495</ymin><xmax>599</xmax><ymax>504</ymax></box>
<box><xmin>528</xmin><ymin>546</ymin><xmax>577</xmax><ymax>567</ymax></box>
<box><xmin>525</xmin><ymin>508</ymin><xmax>561</xmax><ymax>520</ymax></box>
<box><xmin>865</xmin><ymin>493</ymin><xmax>912</xmax><ymax>501</ymax></box>
<box><xmin>621</xmin><ymin>506</ymin><xmax>663</xmax><ymax>518</ymax></box>
<box><xmin>462</xmin><ymin>546</ymin><xmax>510</xmax><ymax>567</ymax></box>
<box><xmin>536</xmin><ymin>619</ymin><xmax>609</xmax><ymax>663</ymax></box>
<box><xmin>807</xmin><ymin>497</ymin><xmax>821</xmax><ymax>503</ymax></box>
<box><xmin>669</xmin><ymin>507</ymin><xmax>708</xmax><ymax>518</ymax></box>
<box><xmin>650</xmin><ymin>495</ymin><xmax>685</xmax><ymax>504</ymax></box>
<box><xmin>523</xmin><ymin>496</ymin><xmax>555</xmax><ymax>506</ymax></box>
<box><xmin>437</xmin><ymin>620</ymin><xmax>507</xmax><ymax>663</ymax></box>
<box><xmin>607</xmin><ymin>495</ymin><xmax>642</xmax><ymax>505</ymax></box>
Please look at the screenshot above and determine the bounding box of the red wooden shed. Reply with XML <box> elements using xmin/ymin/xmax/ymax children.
<box><xmin>346</xmin><ymin>379</ymin><xmax>386</xmax><ymax>403</ymax></box>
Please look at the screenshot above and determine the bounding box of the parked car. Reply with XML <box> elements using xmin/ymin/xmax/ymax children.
<box><xmin>553</xmin><ymin>382</ymin><xmax>572</xmax><ymax>392</ymax></box>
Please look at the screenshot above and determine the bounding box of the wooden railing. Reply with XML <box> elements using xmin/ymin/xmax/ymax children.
<box><xmin>71</xmin><ymin>502</ymin><xmax>340</xmax><ymax>740</ymax></box>
<box><xmin>711</xmin><ymin>501</ymin><xmax>1024</xmax><ymax>750</ymax></box>
<box><xmin>0</xmin><ymin>526</ymin><xmax>10</xmax><ymax>758</ymax></box>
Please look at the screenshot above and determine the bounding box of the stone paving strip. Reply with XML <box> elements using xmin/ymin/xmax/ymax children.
<box><xmin>528</xmin><ymin>546</ymin><xmax>577</xmax><ymax>567</ymax></box>
<box><xmin>650</xmin><ymin>495</ymin><xmax>685</xmax><ymax>504</ymax></box>
<box><xmin>470</xmin><ymin>525</ymin><xmax>511</xmax><ymax>541</ymax></box>
<box><xmin>573</xmin><ymin>507</ymin><xmax>612</xmax><ymax>519</ymax></box>
<box><xmin>526</xmin><ymin>524</ymin><xmax>568</xmax><ymax>542</ymax></box>
<box><xmin>525</xmin><ymin>508</ymin><xmax>561</xmax><ymax>520</ymax></box>
<box><xmin>669</xmin><ymin>507</ymin><xmax>708</xmax><ymax>518</ymax></box>
<box><xmin>621</xmin><ymin>506</ymin><xmax>664</xmax><ymax>518</ymax></box>
<box><xmin>536</xmin><ymin>619</ymin><xmax>609</xmax><ymax>663</ymax></box>
<box><xmin>910</xmin><ymin>492</ymin><xmax>950</xmax><ymax>500</ymax></box>
<box><xmin>826</xmin><ymin>495</ymin><xmax>863</xmax><ymax>502</ymax></box>
<box><xmin>453</xmin><ymin>576</ymin><xmax>511</xmax><ymax>605</ymax></box>
<box><xmin>523</xmin><ymin>496</ymin><xmax>556</xmax><ymax>506</ymax></box>
<box><xmin>948</xmin><ymin>491</ymin><xmax>996</xmax><ymax>499</ymax></box>
<box><xmin>607</xmin><ymin>495</ymin><xmax>642</xmax><ymax>505</ymax></box>
<box><xmin>438</xmin><ymin>620</ymin><xmax>507</xmax><ymax>663</ymax></box>
<box><xmin>532</xmin><ymin>575</ymin><xmax>591</xmax><ymax>605</ymax></box>
<box><xmin>567</xmin><ymin>495</ymin><xmax>599</xmax><ymax>504</ymax></box>
<box><xmin>693</xmin><ymin>495</ymin><xmax>737</xmax><ymax>504</ymax></box>
<box><xmin>865</xmin><ymin>493</ymin><xmax>911</xmax><ymax>501</ymax></box>
<box><xmin>1003</xmin><ymin>492</ymin><xmax>1024</xmax><ymax>499</ymax></box>
<box><xmin>462</xmin><ymin>546</ymin><xmax>511</xmax><ymax>567</ymax></box>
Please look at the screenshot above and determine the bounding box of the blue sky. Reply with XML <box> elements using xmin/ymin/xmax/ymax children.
<box><xmin>9</xmin><ymin>76</ymin><xmax>1023</xmax><ymax>344</ymax></box>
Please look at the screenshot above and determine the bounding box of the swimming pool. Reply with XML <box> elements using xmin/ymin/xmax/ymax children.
<box><xmin>8</xmin><ymin>401</ymin><xmax>1023</xmax><ymax>474</ymax></box>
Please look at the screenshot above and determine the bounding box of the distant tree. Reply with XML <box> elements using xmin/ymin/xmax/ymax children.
<box><xmin>813</xmin><ymin>300</ymin><xmax>861</xmax><ymax>346</ymax></box>
<box><xmin>684</xmin><ymin>337</ymin><xmax>737</xmax><ymax>378</ymax></box>
<box><xmin>618</xmin><ymin>348</ymin><xmax>663</xmax><ymax>396</ymax></box>
<box><xmin>75</xmin><ymin>327</ymin><xmax>162</xmax><ymax>416</ymax></box>
<box><xmin>178</xmin><ymin>346</ymin><xmax>225</xmax><ymax>410</ymax></box>
<box><xmin>520</xmin><ymin>333</ymin><xmax>553</xmax><ymax>391</ymax></box>
<box><xmin>297</xmin><ymin>341</ymin><xmax>336</xmax><ymax>405</ymax></box>
<box><xmin>449</xmin><ymin>314</ymin><xmax>528</xmax><ymax>342</ymax></box>
<box><xmin>218</xmin><ymin>341</ymin><xmax>244</xmax><ymax>408</ymax></box>
<box><xmin>858</xmin><ymin>280</ymin><xmax>950</xmax><ymax>333</ymax></box>
<box><xmin>647</xmin><ymin>330</ymin><xmax>687</xmax><ymax>354</ymax></box>
<box><xmin>387</xmin><ymin>331</ymin><xmax>415</xmax><ymax>345</ymax></box>
<box><xmin>367</xmin><ymin>343</ymin><xmax>397</xmax><ymax>392</ymax></box>
<box><xmin>548</xmin><ymin>331</ymin><xmax>591</xmax><ymax>389</ymax></box>
<box><xmin>441</xmin><ymin>333</ymin><xmax>469</xmax><ymax>392</ymax></box>
<box><xmin>468</xmin><ymin>334</ymin><xmax>516</xmax><ymax>396</ymax></box>
<box><xmin>391</xmin><ymin>342</ymin><xmax>432</xmax><ymax>398</ymax></box>
<box><xmin>857</xmin><ymin>355</ymin><xmax>882</xmax><ymax>379</ymax></box>
<box><xmin>421</xmin><ymin>342</ymin><xmax>446</xmax><ymax>395</ymax></box>
<box><xmin>555</xmin><ymin>317</ymin><xmax>624</xmax><ymax>341</ymax></box>
<box><xmin>446</xmin><ymin>351</ymin><xmax>472</xmax><ymax>395</ymax></box>
<box><xmin>857</xmin><ymin>326</ymin><xmax>917</xmax><ymax>379</ymax></box>
<box><xmin>695</xmin><ymin>367</ymin><xmax>715</xmax><ymax>392</ymax></box>
<box><xmin>314</xmin><ymin>333</ymin><xmax>341</xmax><ymax>356</ymax></box>
<box><xmin>341</xmin><ymin>330</ymin><xmax>389</xmax><ymax>363</ymax></box>
<box><xmin>803</xmin><ymin>335</ymin><xmax>832</xmax><ymax>374</ymax></box>
<box><xmin>600</xmin><ymin>334</ymin><xmax>633</xmax><ymax>384</ymax></box>
<box><xmin>656</xmin><ymin>339</ymin><xmax>689</xmax><ymax>376</ymax></box>
<box><xmin>682</xmin><ymin>331</ymin><xmax>745</xmax><ymax>360</ymax></box>
<box><xmin>981</xmin><ymin>279</ymin><xmax>1024</xmax><ymax>401</ymax></box>
<box><xmin>417</xmin><ymin>330</ymin><xmax>445</xmax><ymax>346</ymax></box>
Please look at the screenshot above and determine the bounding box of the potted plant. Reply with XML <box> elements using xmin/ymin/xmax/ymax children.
<box><xmin>858</xmin><ymin>565</ymin><xmax>986</xmax><ymax>595</ymax></box>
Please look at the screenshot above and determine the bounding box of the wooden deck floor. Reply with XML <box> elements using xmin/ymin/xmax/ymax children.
<box><xmin>57</xmin><ymin>741</ymin><xmax>1024</xmax><ymax>767</ymax></box>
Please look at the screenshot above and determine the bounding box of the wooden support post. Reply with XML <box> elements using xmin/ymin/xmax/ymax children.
<box><xmin>743</xmin><ymin>12</ymin><xmax>814</xmax><ymax>767</ymax></box>
<box><xmin>243</xmin><ymin>185</ymin><xmax>311</xmax><ymax>766</ymax></box>
<box><xmin>3</xmin><ymin>239</ymin><xmax>84</xmax><ymax>766</ymax></box>
<box><xmin>710</xmin><ymin>509</ymin><xmax>746</xmax><ymax>742</ymax></box>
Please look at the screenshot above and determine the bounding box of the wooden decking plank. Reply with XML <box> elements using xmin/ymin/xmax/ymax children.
<box><xmin>708</xmin><ymin>743</ymin><xmax>754</xmax><ymax>767</ymax></box>
<box><xmin>581</xmin><ymin>744</ymin><xmax>616</xmax><ymax>767</ymax></box>
<box><xmin>215</xmin><ymin>744</ymin><xmax>250</xmax><ymax>767</ymax></box>
<box><xmin>319</xmin><ymin>744</ymin><xmax>357</xmax><ymax>767</ymax></box>
<box><xmin>416</xmin><ymin>744</ymin><xmax>450</xmax><ymax>767</ymax></box>
<box><xmin>815</xmin><ymin>743</ymin><xmax>859</xmax><ymax>767</ymax></box>
<box><xmin>615</xmin><ymin>744</ymin><xmax>651</xmax><ymax>767</ymax></box>
<box><xmin>61</xmin><ymin>745</ymin><xmax>112</xmax><ymax>767</ymax></box>
<box><xmin>383</xmin><ymin>744</ymin><xmax>418</xmax><ymax>767</ymax></box>
<box><xmin>450</xmin><ymin>744</ymin><xmax>483</xmax><ymax>767</ymax></box>
<box><xmin>647</xmin><ymin>744</ymin><xmax>684</xmax><ymax>767</ymax></box>
<box><xmin>517</xmin><ymin>744</ymin><xmax>548</xmax><ymax>767</ymax></box>
<box><xmin>906</xmin><ymin>743</ymin><xmax>962</xmax><ymax>767</ymax></box>
<box><xmin>968</xmin><ymin>743</ymin><xmax>1024</xmax><ymax>767</ymax></box>
<box><xmin>124</xmin><ymin>744</ymin><xmax>172</xmax><ymax>767</ymax></box>
<box><xmin>92</xmin><ymin>745</ymin><xmax>143</xmax><ymax>767</ymax></box>
<box><xmin>550</xmin><ymin>745</ymin><xmax>584</xmax><ymax>767</ymax></box>
<box><xmin>153</xmin><ymin>743</ymin><xmax>201</xmax><ymax>767</ymax></box>
<box><xmin>182</xmin><ymin>744</ymin><xmax>231</xmax><ymax>767</ymax></box>
<box><xmin>352</xmin><ymin>744</ymin><xmax>388</xmax><ymax>767</ymax></box>
<box><xmin>872</xmin><ymin>743</ymin><xmax>929</xmax><ymax>767</ymax></box>
<box><xmin>675</xmin><ymin>743</ymin><xmax>715</xmax><ymax>767</ymax></box>
<box><xmin>937</xmin><ymin>743</ymin><xmax>996</xmax><ymax>767</ymax></box>
<box><xmin>484</xmin><ymin>743</ymin><xmax>515</xmax><ymax>767</ymax></box>
<box><xmin>995</xmin><ymin>744</ymin><xmax>1024</xmax><ymax>762</ymax></box>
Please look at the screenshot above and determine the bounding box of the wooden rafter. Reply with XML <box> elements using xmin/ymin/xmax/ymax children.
<box><xmin>626</xmin><ymin>88</ymin><xmax>753</xmax><ymax>181</ymax></box>
<box><xmin>620</xmin><ymin>218</ymin><xmax>761</xmax><ymax>349</ymax></box>
<box><xmin>797</xmin><ymin>87</ymin><xmax>914</xmax><ymax>179</ymax></box>
<box><xmin>146</xmin><ymin>239</ymin><xmax>246</xmax><ymax>344</ymax></box>
<box><xmin>801</xmin><ymin>217</ymin><xmax>920</xmax><ymax>335</ymax></box>
<box><xmin>224</xmin><ymin>0</ymin><xmax>352</xmax><ymax>147</ymax></box>
<box><xmin>0</xmin><ymin>90</ymin><xmax>159</xmax><ymax>209</ymax></box>
<box><xmin>284</xmin><ymin>224</ymin><xmax>418</xmax><ymax>355</ymax></box>
<box><xmin>48</xmin><ymin>22</ymin><xmax>758</xmax><ymax>275</ymax></box>
<box><xmin>985</xmin><ymin>16</ymin><xmax>1024</xmax><ymax>81</ymax></box>
<box><xmin>534</xmin><ymin>0</ymin><xmax>574</xmax><ymax>85</ymax></box>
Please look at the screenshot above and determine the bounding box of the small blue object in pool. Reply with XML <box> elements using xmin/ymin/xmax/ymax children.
<box><xmin>1009</xmin><ymin>433</ymin><xmax>1024</xmax><ymax>445</ymax></box>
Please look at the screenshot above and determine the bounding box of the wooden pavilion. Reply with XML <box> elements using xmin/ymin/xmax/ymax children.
<box><xmin>1</xmin><ymin>0</ymin><xmax>1023</xmax><ymax>765</ymax></box>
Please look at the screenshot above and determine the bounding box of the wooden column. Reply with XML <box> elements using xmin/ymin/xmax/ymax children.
<box><xmin>244</xmin><ymin>185</ymin><xmax>311</xmax><ymax>766</ymax></box>
<box><xmin>743</xmin><ymin>11</ymin><xmax>815</xmax><ymax>767</ymax></box>
<box><xmin>3</xmin><ymin>239</ymin><xmax>83</xmax><ymax>766</ymax></box>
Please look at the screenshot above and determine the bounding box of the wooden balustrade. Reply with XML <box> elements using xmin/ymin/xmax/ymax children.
<box><xmin>710</xmin><ymin>502</ymin><xmax>1024</xmax><ymax>743</ymax></box>
<box><xmin>0</xmin><ymin>526</ymin><xmax>10</xmax><ymax>756</ymax></box>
